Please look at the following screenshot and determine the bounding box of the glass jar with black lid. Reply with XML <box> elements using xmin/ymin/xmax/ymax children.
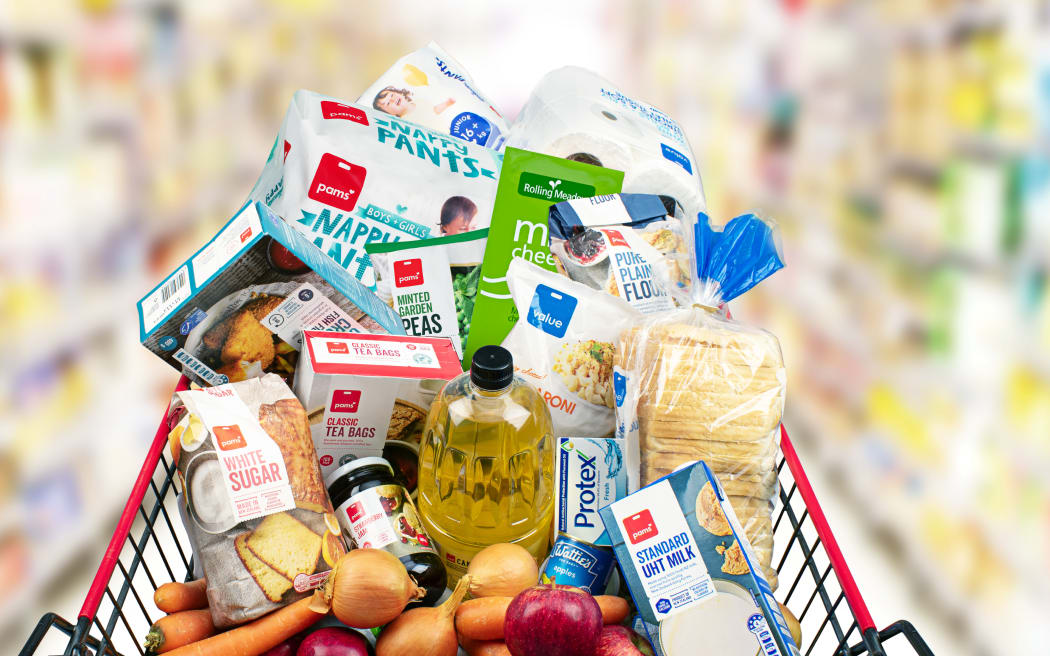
<box><xmin>325</xmin><ymin>457</ymin><xmax>446</xmax><ymax>606</ymax></box>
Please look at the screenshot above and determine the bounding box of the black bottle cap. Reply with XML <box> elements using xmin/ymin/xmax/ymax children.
<box><xmin>470</xmin><ymin>345</ymin><xmax>514</xmax><ymax>391</ymax></box>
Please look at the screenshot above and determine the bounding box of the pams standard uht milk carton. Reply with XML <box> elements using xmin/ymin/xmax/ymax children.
<box><xmin>599</xmin><ymin>461</ymin><xmax>800</xmax><ymax>656</ymax></box>
<box><xmin>294</xmin><ymin>331</ymin><xmax>462</xmax><ymax>478</ymax></box>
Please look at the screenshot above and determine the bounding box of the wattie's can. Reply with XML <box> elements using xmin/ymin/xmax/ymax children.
<box><xmin>540</xmin><ymin>533</ymin><xmax>615</xmax><ymax>594</ymax></box>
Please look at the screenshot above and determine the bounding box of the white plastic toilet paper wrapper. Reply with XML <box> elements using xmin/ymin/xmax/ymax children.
<box><xmin>358</xmin><ymin>42</ymin><xmax>509</xmax><ymax>150</ymax></box>
<box><xmin>507</xmin><ymin>67</ymin><xmax>706</xmax><ymax>222</ymax></box>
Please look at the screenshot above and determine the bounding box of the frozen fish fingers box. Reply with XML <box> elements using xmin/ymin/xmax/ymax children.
<box><xmin>599</xmin><ymin>461</ymin><xmax>799</xmax><ymax>656</ymax></box>
<box><xmin>138</xmin><ymin>201</ymin><xmax>404</xmax><ymax>388</ymax></box>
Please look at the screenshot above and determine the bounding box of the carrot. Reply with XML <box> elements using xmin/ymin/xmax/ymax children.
<box><xmin>596</xmin><ymin>595</ymin><xmax>629</xmax><ymax>624</ymax></box>
<box><xmin>144</xmin><ymin>610</ymin><xmax>216</xmax><ymax>654</ymax></box>
<box><xmin>163</xmin><ymin>597</ymin><xmax>324</xmax><ymax>656</ymax></box>
<box><xmin>455</xmin><ymin>596</ymin><xmax>512</xmax><ymax>640</ymax></box>
<box><xmin>459</xmin><ymin>636</ymin><xmax>512</xmax><ymax>656</ymax></box>
<box><xmin>155</xmin><ymin>579</ymin><xmax>208</xmax><ymax>614</ymax></box>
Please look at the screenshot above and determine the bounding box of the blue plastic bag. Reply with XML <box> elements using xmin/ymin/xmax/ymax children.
<box><xmin>693</xmin><ymin>212</ymin><xmax>784</xmax><ymax>306</ymax></box>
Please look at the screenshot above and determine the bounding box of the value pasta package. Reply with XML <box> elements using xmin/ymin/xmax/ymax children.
<box><xmin>548</xmin><ymin>193</ymin><xmax>693</xmax><ymax>313</ymax></box>
<box><xmin>502</xmin><ymin>257</ymin><xmax>641</xmax><ymax>439</ymax></box>
<box><xmin>613</xmin><ymin>212</ymin><xmax>786</xmax><ymax>588</ymax></box>
<box><xmin>166</xmin><ymin>374</ymin><xmax>346</xmax><ymax>627</ymax></box>
<box><xmin>359</xmin><ymin>42</ymin><xmax>508</xmax><ymax>150</ymax></box>
<box><xmin>249</xmin><ymin>89</ymin><xmax>501</xmax><ymax>289</ymax></box>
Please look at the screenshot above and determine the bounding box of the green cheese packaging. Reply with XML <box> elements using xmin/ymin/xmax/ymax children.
<box><xmin>462</xmin><ymin>147</ymin><xmax>623</xmax><ymax>364</ymax></box>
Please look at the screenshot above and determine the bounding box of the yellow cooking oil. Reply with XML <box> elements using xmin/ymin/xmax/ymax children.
<box><xmin>418</xmin><ymin>345</ymin><xmax>555</xmax><ymax>584</ymax></box>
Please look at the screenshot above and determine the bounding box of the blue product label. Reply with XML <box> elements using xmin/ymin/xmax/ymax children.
<box><xmin>159</xmin><ymin>336</ymin><xmax>178</xmax><ymax>351</ymax></box>
<box><xmin>660</xmin><ymin>143</ymin><xmax>692</xmax><ymax>174</ymax></box>
<box><xmin>179</xmin><ymin>308</ymin><xmax>208</xmax><ymax>336</ymax></box>
<box><xmin>527</xmin><ymin>284</ymin><xmax>576</xmax><ymax>338</ymax></box>
<box><xmin>449</xmin><ymin>111</ymin><xmax>494</xmax><ymax>146</ymax></box>
<box><xmin>613</xmin><ymin>370</ymin><xmax>626</xmax><ymax>407</ymax></box>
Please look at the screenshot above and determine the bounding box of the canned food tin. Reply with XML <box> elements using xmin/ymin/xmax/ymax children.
<box><xmin>540</xmin><ymin>533</ymin><xmax>615</xmax><ymax>594</ymax></box>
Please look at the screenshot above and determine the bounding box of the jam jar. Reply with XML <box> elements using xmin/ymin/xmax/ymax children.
<box><xmin>325</xmin><ymin>457</ymin><xmax>446</xmax><ymax>605</ymax></box>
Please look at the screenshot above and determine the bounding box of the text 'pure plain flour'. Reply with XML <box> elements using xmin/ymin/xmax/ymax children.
<box><xmin>249</xmin><ymin>90</ymin><xmax>501</xmax><ymax>289</ymax></box>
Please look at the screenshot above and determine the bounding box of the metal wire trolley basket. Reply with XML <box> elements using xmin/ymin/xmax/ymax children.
<box><xmin>19</xmin><ymin>375</ymin><xmax>934</xmax><ymax>656</ymax></box>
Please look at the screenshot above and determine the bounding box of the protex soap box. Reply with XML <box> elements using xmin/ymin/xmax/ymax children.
<box><xmin>599</xmin><ymin>461</ymin><xmax>799</xmax><ymax>656</ymax></box>
<box><xmin>294</xmin><ymin>332</ymin><xmax>462</xmax><ymax>478</ymax></box>
<box><xmin>138</xmin><ymin>201</ymin><xmax>404</xmax><ymax>388</ymax></box>
<box><xmin>555</xmin><ymin>437</ymin><xmax>629</xmax><ymax>545</ymax></box>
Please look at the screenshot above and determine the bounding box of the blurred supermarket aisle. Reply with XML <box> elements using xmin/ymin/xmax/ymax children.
<box><xmin>2</xmin><ymin>1</ymin><xmax>1047</xmax><ymax>655</ymax></box>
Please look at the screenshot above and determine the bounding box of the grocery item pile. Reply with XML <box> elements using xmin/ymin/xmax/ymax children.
<box><xmin>135</xmin><ymin>43</ymin><xmax>798</xmax><ymax>656</ymax></box>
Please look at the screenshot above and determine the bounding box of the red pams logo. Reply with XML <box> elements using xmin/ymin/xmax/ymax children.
<box><xmin>330</xmin><ymin>389</ymin><xmax>361</xmax><ymax>413</ymax></box>
<box><xmin>347</xmin><ymin>500</ymin><xmax>365</xmax><ymax>523</ymax></box>
<box><xmin>623</xmin><ymin>509</ymin><xmax>659</xmax><ymax>545</ymax></box>
<box><xmin>321</xmin><ymin>101</ymin><xmax>369</xmax><ymax>125</ymax></box>
<box><xmin>325</xmin><ymin>341</ymin><xmax>350</xmax><ymax>354</ymax></box>
<box><xmin>602</xmin><ymin>229</ymin><xmax>629</xmax><ymax>248</ymax></box>
<box><xmin>308</xmin><ymin>153</ymin><xmax>367</xmax><ymax>213</ymax></box>
<box><xmin>239</xmin><ymin>227</ymin><xmax>253</xmax><ymax>243</ymax></box>
<box><xmin>283</xmin><ymin>140</ymin><xmax>291</xmax><ymax>162</ymax></box>
<box><xmin>394</xmin><ymin>258</ymin><xmax>424</xmax><ymax>288</ymax></box>
<box><xmin>213</xmin><ymin>425</ymin><xmax>247</xmax><ymax>451</ymax></box>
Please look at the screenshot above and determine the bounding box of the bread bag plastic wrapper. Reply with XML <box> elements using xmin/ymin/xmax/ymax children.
<box><xmin>547</xmin><ymin>193</ymin><xmax>693</xmax><ymax>313</ymax></box>
<box><xmin>507</xmin><ymin>66</ymin><xmax>706</xmax><ymax>223</ymax></box>
<box><xmin>248</xmin><ymin>89</ymin><xmax>500</xmax><ymax>289</ymax></box>
<box><xmin>166</xmin><ymin>374</ymin><xmax>345</xmax><ymax>627</ymax></box>
<box><xmin>613</xmin><ymin>213</ymin><xmax>785</xmax><ymax>588</ymax></box>
<box><xmin>367</xmin><ymin>228</ymin><xmax>487</xmax><ymax>361</ymax></box>
<box><xmin>502</xmin><ymin>257</ymin><xmax>641</xmax><ymax>439</ymax></box>
<box><xmin>359</xmin><ymin>42</ymin><xmax>508</xmax><ymax>150</ymax></box>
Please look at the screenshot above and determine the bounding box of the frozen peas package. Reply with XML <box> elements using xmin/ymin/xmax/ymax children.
<box><xmin>249</xmin><ymin>90</ymin><xmax>501</xmax><ymax>289</ymax></box>
<box><xmin>359</xmin><ymin>42</ymin><xmax>508</xmax><ymax>150</ymax></box>
<box><xmin>367</xmin><ymin>229</ymin><xmax>487</xmax><ymax>361</ymax></box>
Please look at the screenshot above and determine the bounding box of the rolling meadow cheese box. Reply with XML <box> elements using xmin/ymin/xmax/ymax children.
<box><xmin>599</xmin><ymin>461</ymin><xmax>800</xmax><ymax>656</ymax></box>
<box><xmin>293</xmin><ymin>331</ymin><xmax>462</xmax><ymax>478</ymax></box>
<box><xmin>138</xmin><ymin>201</ymin><xmax>404</xmax><ymax>388</ymax></box>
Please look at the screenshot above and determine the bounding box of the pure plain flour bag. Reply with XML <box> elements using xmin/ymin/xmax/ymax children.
<box><xmin>359</xmin><ymin>42</ymin><xmax>508</xmax><ymax>150</ymax></box>
<box><xmin>249</xmin><ymin>89</ymin><xmax>501</xmax><ymax>289</ymax></box>
<box><xmin>502</xmin><ymin>257</ymin><xmax>641</xmax><ymax>438</ymax></box>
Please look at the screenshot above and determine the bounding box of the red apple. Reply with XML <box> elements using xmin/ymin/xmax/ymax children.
<box><xmin>596</xmin><ymin>625</ymin><xmax>655</xmax><ymax>656</ymax></box>
<box><xmin>504</xmin><ymin>584</ymin><xmax>603</xmax><ymax>656</ymax></box>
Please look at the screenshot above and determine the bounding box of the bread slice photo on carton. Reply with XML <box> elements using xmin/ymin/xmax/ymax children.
<box><xmin>245</xmin><ymin>512</ymin><xmax>322</xmax><ymax>584</ymax></box>
<box><xmin>235</xmin><ymin>532</ymin><xmax>292</xmax><ymax>603</ymax></box>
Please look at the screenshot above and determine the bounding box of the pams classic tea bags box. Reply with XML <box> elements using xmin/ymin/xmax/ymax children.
<box><xmin>599</xmin><ymin>461</ymin><xmax>799</xmax><ymax>656</ymax></box>
<box><xmin>294</xmin><ymin>332</ymin><xmax>462</xmax><ymax>478</ymax></box>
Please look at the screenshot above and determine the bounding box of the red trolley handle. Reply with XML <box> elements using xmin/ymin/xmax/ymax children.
<box><xmin>778</xmin><ymin>424</ymin><xmax>877</xmax><ymax>633</ymax></box>
<box><xmin>78</xmin><ymin>375</ymin><xmax>190</xmax><ymax>622</ymax></box>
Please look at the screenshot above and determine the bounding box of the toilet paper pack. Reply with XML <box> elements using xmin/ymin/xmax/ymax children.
<box><xmin>507</xmin><ymin>67</ymin><xmax>706</xmax><ymax>222</ymax></box>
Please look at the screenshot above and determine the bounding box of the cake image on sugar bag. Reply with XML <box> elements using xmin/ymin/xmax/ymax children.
<box><xmin>235</xmin><ymin>532</ymin><xmax>293</xmax><ymax>603</ymax></box>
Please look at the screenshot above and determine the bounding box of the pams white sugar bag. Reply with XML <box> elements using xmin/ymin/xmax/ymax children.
<box><xmin>507</xmin><ymin>67</ymin><xmax>706</xmax><ymax>223</ymax></box>
<box><xmin>358</xmin><ymin>42</ymin><xmax>508</xmax><ymax>150</ymax></box>
<box><xmin>249</xmin><ymin>90</ymin><xmax>501</xmax><ymax>289</ymax></box>
<box><xmin>502</xmin><ymin>257</ymin><xmax>641</xmax><ymax>439</ymax></box>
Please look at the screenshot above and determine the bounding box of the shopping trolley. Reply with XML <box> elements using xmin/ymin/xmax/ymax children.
<box><xmin>19</xmin><ymin>375</ymin><xmax>934</xmax><ymax>656</ymax></box>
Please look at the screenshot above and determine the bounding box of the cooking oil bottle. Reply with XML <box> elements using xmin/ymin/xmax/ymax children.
<box><xmin>418</xmin><ymin>345</ymin><xmax>555</xmax><ymax>584</ymax></box>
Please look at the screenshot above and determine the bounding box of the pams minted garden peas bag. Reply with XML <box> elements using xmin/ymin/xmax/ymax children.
<box><xmin>502</xmin><ymin>257</ymin><xmax>641</xmax><ymax>439</ymax></box>
<box><xmin>367</xmin><ymin>229</ymin><xmax>487</xmax><ymax>362</ymax></box>
<box><xmin>249</xmin><ymin>89</ymin><xmax>501</xmax><ymax>289</ymax></box>
<box><xmin>548</xmin><ymin>193</ymin><xmax>694</xmax><ymax>313</ymax></box>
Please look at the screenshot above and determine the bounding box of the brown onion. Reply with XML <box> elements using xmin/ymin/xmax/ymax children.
<box><xmin>312</xmin><ymin>549</ymin><xmax>426</xmax><ymax>628</ymax></box>
<box><xmin>467</xmin><ymin>543</ymin><xmax>539</xmax><ymax>598</ymax></box>
<box><xmin>376</xmin><ymin>574</ymin><xmax>471</xmax><ymax>656</ymax></box>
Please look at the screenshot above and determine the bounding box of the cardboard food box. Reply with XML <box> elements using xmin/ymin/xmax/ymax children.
<box><xmin>138</xmin><ymin>201</ymin><xmax>404</xmax><ymax>387</ymax></box>
<box><xmin>294</xmin><ymin>331</ymin><xmax>462</xmax><ymax>478</ymax></box>
<box><xmin>599</xmin><ymin>461</ymin><xmax>800</xmax><ymax>656</ymax></box>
